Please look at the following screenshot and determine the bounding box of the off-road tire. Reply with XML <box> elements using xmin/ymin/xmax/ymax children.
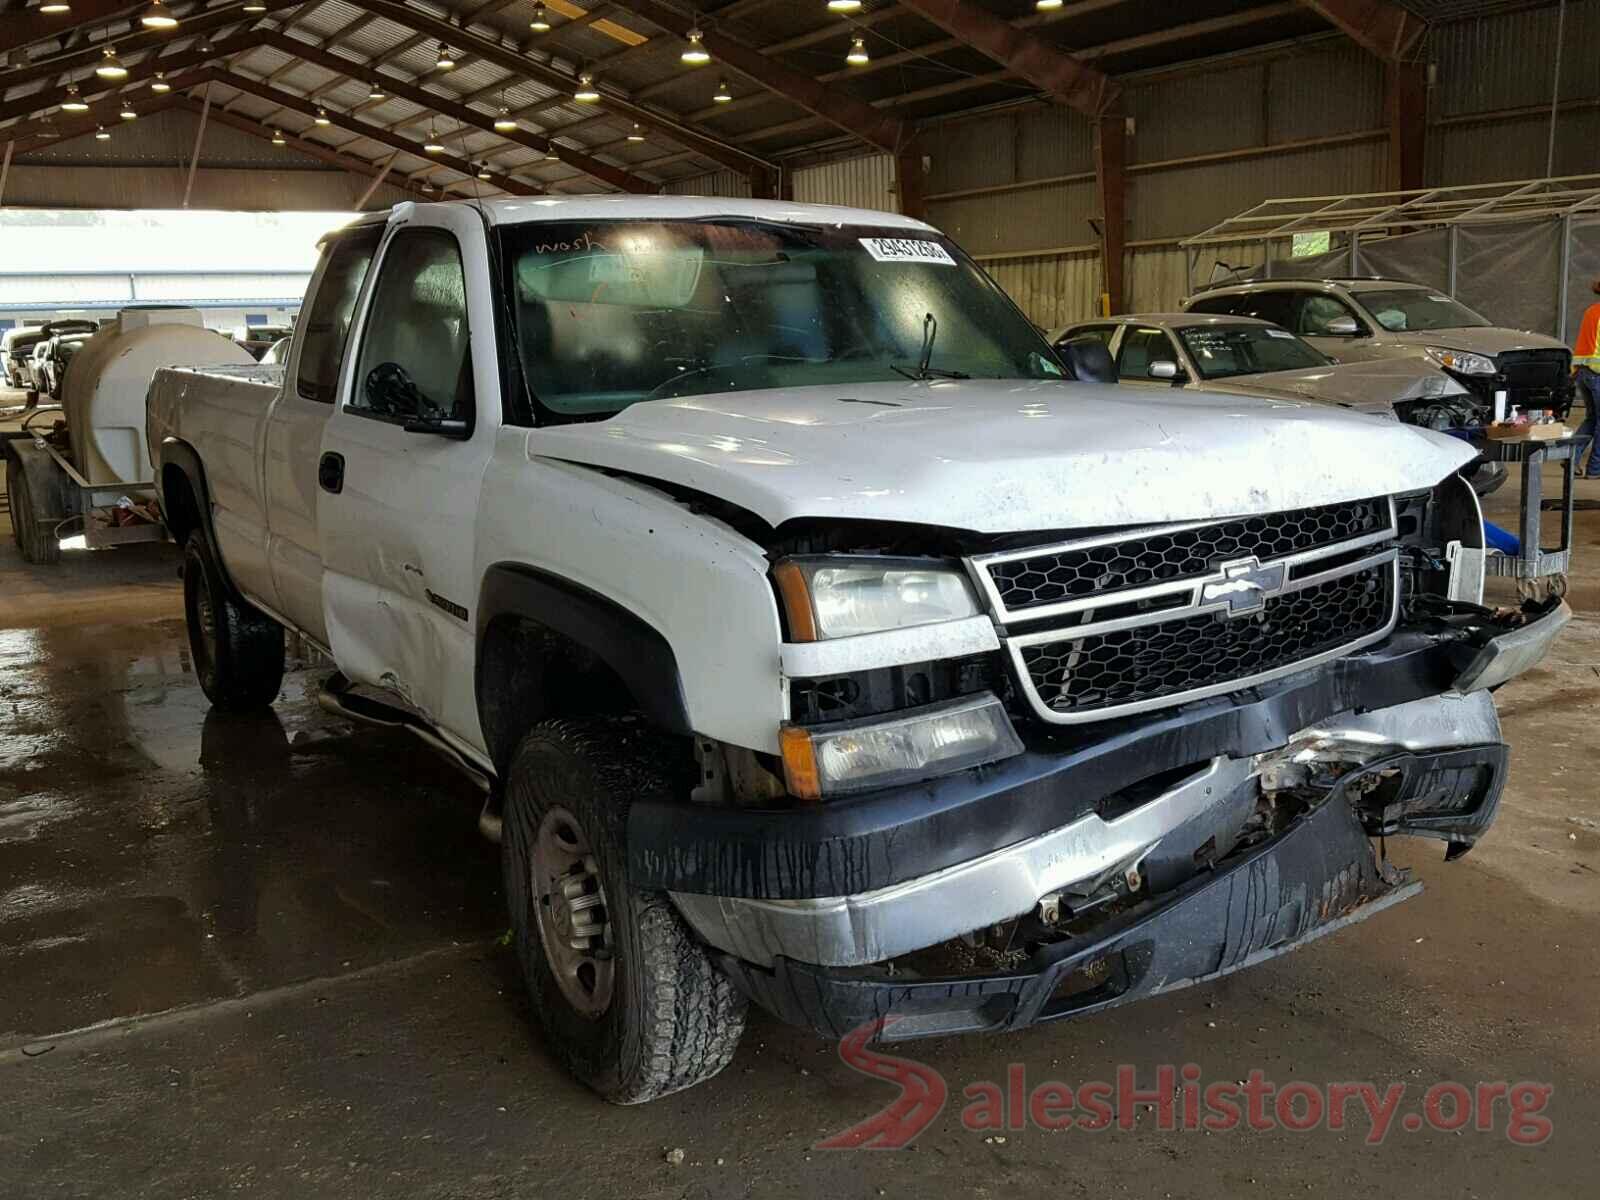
<box><xmin>7</xmin><ymin>452</ymin><xmax>60</xmax><ymax>564</ymax></box>
<box><xmin>502</xmin><ymin>717</ymin><xmax>746</xmax><ymax>1104</ymax></box>
<box><xmin>182</xmin><ymin>530</ymin><xmax>285</xmax><ymax>711</ymax></box>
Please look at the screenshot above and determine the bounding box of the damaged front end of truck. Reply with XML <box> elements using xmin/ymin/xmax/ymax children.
<box><xmin>635</xmin><ymin>475</ymin><xmax>1567</xmax><ymax>1040</ymax></box>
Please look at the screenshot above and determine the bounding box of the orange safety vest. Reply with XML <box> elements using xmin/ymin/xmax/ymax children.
<box><xmin>1576</xmin><ymin>301</ymin><xmax>1600</xmax><ymax>371</ymax></box>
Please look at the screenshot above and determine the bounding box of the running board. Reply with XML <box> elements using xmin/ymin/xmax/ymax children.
<box><xmin>316</xmin><ymin>673</ymin><xmax>502</xmax><ymax>843</ymax></box>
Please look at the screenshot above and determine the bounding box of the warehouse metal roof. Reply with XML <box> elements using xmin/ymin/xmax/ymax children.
<box><xmin>0</xmin><ymin>1</ymin><xmax>1561</xmax><ymax>203</ymax></box>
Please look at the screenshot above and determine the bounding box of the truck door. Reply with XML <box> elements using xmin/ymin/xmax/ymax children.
<box><xmin>316</xmin><ymin>204</ymin><xmax>496</xmax><ymax>751</ymax></box>
<box><xmin>261</xmin><ymin>223</ymin><xmax>382</xmax><ymax>646</ymax></box>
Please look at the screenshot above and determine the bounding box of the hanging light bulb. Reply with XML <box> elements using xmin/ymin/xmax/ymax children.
<box><xmin>626</xmin><ymin>122</ymin><xmax>645</xmax><ymax>142</ymax></box>
<box><xmin>846</xmin><ymin>35</ymin><xmax>869</xmax><ymax>66</ymax></box>
<box><xmin>38</xmin><ymin>1</ymin><xmax>72</xmax><ymax>12</ymax></box>
<box><xmin>529</xmin><ymin>4</ymin><xmax>551</xmax><ymax>32</ymax></box>
<box><xmin>94</xmin><ymin>125</ymin><xmax>110</xmax><ymax>140</ymax></box>
<box><xmin>314</xmin><ymin>107</ymin><xmax>331</xmax><ymax>125</ymax></box>
<box><xmin>424</xmin><ymin>138</ymin><xmax>445</xmax><ymax>153</ymax></box>
<box><xmin>120</xmin><ymin>103</ymin><xmax>137</xmax><ymax>120</ymax></box>
<box><xmin>713</xmin><ymin>78</ymin><xmax>732</xmax><ymax>103</ymax></box>
<box><xmin>368</xmin><ymin>80</ymin><xmax>386</xmax><ymax>100</ymax></box>
<box><xmin>544</xmin><ymin>147</ymin><xmax>560</xmax><ymax>161</ymax></box>
<box><xmin>150</xmin><ymin>72</ymin><xmax>171</xmax><ymax>92</ymax></box>
<box><xmin>270</xmin><ymin>127</ymin><xmax>286</xmax><ymax>145</ymax></box>
<box><xmin>62</xmin><ymin>83</ymin><xmax>89</xmax><ymax>112</ymax></box>
<box><xmin>1035</xmin><ymin>0</ymin><xmax>1064</xmax><ymax>9</ymax></box>
<box><xmin>435</xmin><ymin>44</ymin><xmax>456</xmax><ymax>70</ymax></box>
<box><xmin>39</xmin><ymin>116</ymin><xmax>59</xmax><ymax>138</ymax></box>
<box><xmin>477</xmin><ymin>163</ymin><xmax>493</xmax><ymax>180</ymax></box>
<box><xmin>139</xmin><ymin>0</ymin><xmax>177</xmax><ymax>28</ymax></box>
<box><xmin>494</xmin><ymin>105</ymin><xmax>517</xmax><ymax>132</ymax></box>
<box><xmin>573</xmin><ymin>72</ymin><xmax>600</xmax><ymax>102</ymax></box>
<box><xmin>242</xmin><ymin>0</ymin><xmax>267</xmax><ymax>10</ymax></box>
<box><xmin>96</xmin><ymin>47</ymin><xmax>128</xmax><ymax>79</ymax></box>
<box><xmin>827</xmin><ymin>1</ymin><xmax>862</xmax><ymax>11</ymax></box>
<box><xmin>680</xmin><ymin>28</ymin><xmax>710</xmax><ymax>66</ymax></box>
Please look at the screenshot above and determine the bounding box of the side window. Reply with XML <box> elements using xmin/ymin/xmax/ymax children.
<box><xmin>1115</xmin><ymin>328</ymin><xmax>1178</xmax><ymax>380</ymax></box>
<box><xmin>296</xmin><ymin>227</ymin><xmax>382</xmax><ymax>403</ymax></box>
<box><xmin>1226</xmin><ymin>290</ymin><xmax>1295</xmax><ymax>327</ymax></box>
<box><xmin>1185</xmin><ymin>293</ymin><xmax>1244</xmax><ymax>316</ymax></box>
<box><xmin>1295</xmin><ymin>293</ymin><xmax>1361</xmax><ymax>336</ymax></box>
<box><xmin>1058</xmin><ymin>324</ymin><xmax>1117</xmax><ymax>349</ymax></box>
<box><xmin>350</xmin><ymin>229</ymin><xmax>473</xmax><ymax>423</ymax></box>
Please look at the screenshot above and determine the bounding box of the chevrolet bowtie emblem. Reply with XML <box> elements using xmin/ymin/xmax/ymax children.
<box><xmin>1201</xmin><ymin>557</ymin><xmax>1287</xmax><ymax>616</ymax></box>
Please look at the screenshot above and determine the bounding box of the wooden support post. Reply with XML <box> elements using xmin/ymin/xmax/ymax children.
<box><xmin>1386</xmin><ymin>60</ymin><xmax>1426</xmax><ymax>192</ymax></box>
<box><xmin>895</xmin><ymin>144</ymin><xmax>927</xmax><ymax>222</ymax></box>
<box><xmin>1095</xmin><ymin>115</ymin><xmax>1127</xmax><ymax>315</ymax></box>
<box><xmin>0</xmin><ymin>140</ymin><xmax>12</xmax><ymax>208</ymax></box>
<box><xmin>183</xmin><ymin>83</ymin><xmax>212</xmax><ymax>210</ymax></box>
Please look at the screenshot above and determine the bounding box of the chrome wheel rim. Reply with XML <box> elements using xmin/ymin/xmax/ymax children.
<box><xmin>531</xmin><ymin>806</ymin><xmax>614</xmax><ymax>1017</ymax></box>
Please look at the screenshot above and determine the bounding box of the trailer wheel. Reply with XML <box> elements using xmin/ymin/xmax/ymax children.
<box><xmin>502</xmin><ymin>718</ymin><xmax>746</xmax><ymax>1104</ymax></box>
<box><xmin>6</xmin><ymin>452</ymin><xmax>60</xmax><ymax>565</ymax></box>
<box><xmin>182</xmin><ymin>530</ymin><xmax>284</xmax><ymax>711</ymax></box>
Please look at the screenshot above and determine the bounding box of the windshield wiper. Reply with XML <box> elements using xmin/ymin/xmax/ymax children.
<box><xmin>890</xmin><ymin>312</ymin><xmax>970</xmax><ymax>380</ymax></box>
<box><xmin>889</xmin><ymin>362</ymin><xmax>970</xmax><ymax>381</ymax></box>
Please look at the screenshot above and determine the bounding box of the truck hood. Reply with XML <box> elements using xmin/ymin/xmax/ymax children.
<box><xmin>527</xmin><ymin>379</ymin><xmax>1475</xmax><ymax>534</ymax></box>
<box><xmin>1211</xmin><ymin>357</ymin><xmax>1469</xmax><ymax>414</ymax></box>
<box><xmin>1380</xmin><ymin>326</ymin><xmax>1569</xmax><ymax>355</ymax></box>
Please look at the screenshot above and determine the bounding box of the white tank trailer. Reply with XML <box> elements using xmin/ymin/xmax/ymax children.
<box><xmin>4</xmin><ymin>307</ymin><xmax>252</xmax><ymax>564</ymax></box>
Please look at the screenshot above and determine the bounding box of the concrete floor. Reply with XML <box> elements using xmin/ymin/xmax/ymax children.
<box><xmin>3</xmin><ymin>399</ymin><xmax>1598</xmax><ymax>1196</ymax></box>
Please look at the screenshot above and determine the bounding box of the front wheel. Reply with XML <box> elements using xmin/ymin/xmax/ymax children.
<box><xmin>182</xmin><ymin>530</ymin><xmax>285</xmax><ymax>710</ymax></box>
<box><xmin>502</xmin><ymin>718</ymin><xmax>746</xmax><ymax>1104</ymax></box>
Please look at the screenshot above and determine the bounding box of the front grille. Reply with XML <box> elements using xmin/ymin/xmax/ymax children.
<box><xmin>985</xmin><ymin>497</ymin><xmax>1389</xmax><ymax>616</ymax></box>
<box><xmin>1458</xmin><ymin>349</ymin><xmax>1574</xmax><ymax>416</ymax></box>
<box><xmin>1018</xmin><ymin>564</ymin><xmax>1393</xmax><ymax>717</ymax></box>
<box><xmin>970</xmin><ymin>497</ymin><xmax>1399</xmax><ymax>723</ymax></box>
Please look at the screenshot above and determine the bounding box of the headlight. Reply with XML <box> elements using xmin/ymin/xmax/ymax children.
<box><xmin>773</xmin><ymin>556</ymin><xmax>980</xmax><ymax>641</ymax></box>
<box><xmin>1425</xmin><ymin>346</ymin><xmax>1497</xmax><ymax>376</ymax></box>
<box><xmin>780</xmin><ymin>694</ymin><xmax>1023</xmax><ymax>798</ymax></box>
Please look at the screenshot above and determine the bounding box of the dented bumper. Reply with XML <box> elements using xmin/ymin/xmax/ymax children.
<box><xmin>714</xmin><ymin>775</ymin><xmax>1431</xmax><ymax>1042</ymax></box>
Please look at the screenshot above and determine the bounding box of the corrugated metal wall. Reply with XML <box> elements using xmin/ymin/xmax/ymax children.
<box><xmin>792</xmin><ymin>154</ymin><xmax>896</xmax><ymax>210</ymax></box>
<box><xmin>660</xmin><ymin>169</ymin><xmax>753</xmax><ymax>197</ymax></box>
<box><xmin>790</xmin><ymin>6</ymin><xmax>1597</xmax><ymax>328</ymax></box>
<box><xmin>1428</xmin><ymin>0</ymin><xmax>1600</xmax><ymax>184</ymax></box>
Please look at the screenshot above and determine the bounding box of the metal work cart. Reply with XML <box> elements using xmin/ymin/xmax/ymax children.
<box><xmin>1480</xmin><ymin>434</ymin><xmax>1592</xmax><ymax>602</ymax></box>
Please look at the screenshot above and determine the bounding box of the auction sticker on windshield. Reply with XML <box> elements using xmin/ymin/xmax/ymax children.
<box><xmin>860</xmin><ymin>237</ymin><xmax>957</xmax><ymax>266</ymax></box>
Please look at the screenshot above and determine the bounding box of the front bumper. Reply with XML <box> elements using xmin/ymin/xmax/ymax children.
<box><xmin>713</xmin><ymin>773</ymin><xmax>1424</xmax><ymax>1041</ymax></box>
<box><xmin>673</xmin><ymin>692</ymin><xmax>1505</xmax><ymax>970</ymax></box>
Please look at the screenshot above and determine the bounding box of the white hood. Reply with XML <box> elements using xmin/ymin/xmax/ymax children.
<box><xmin>527</xmin><ymin>379</ymin><xmax>1475</xmax><ymax>534</ymax></box>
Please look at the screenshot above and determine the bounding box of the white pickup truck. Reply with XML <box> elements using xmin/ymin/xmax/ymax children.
<box><xmin>146</xmin><ymin>196</ymin><xmax>1567</xmax><ymax>1104</ymax></box>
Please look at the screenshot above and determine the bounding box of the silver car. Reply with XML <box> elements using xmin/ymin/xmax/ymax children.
<box><xmin>1051</xmin><ymin>314</ymin><xmax>1505</xmax><ymax>494</ymax></box>
<box><xmin>1182</xmin><ymin>277</ymin><xmax>1573</xmax><ymax>419</ymax></box>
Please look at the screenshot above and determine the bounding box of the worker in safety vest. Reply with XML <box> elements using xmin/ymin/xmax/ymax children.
<box><xmin>1576</xmin><ymin>278</ymin><xmax>1600</xmax><ymax>479</ymax></box>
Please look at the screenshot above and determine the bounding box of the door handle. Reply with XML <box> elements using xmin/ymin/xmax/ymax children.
<box><xmin>318</xmin><ymin>451</ymin><xmax>345</xmax><ymax>494</ymax></box>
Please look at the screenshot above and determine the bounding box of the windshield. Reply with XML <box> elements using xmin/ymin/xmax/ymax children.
<box><xmin>1359</xmin><ymin>289</ymin><xmax>1490</xmax><ymax>332</ymax></box>
<box><xmin>496</xmin><ymin>219</ymin><xmax>1061</xmax><ymax>421</ymax></box>
<box><xmin>1176</xmin><ymin>323</ymin><xmax>1329</xmax><ymax>380</ymax></box>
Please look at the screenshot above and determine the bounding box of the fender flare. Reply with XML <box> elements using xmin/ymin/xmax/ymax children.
<box><xmin>156</xmin><ymin>437</ymin><xmax>241</xmax><ymax>596</ymax></box>
<box><xmin>476</xmin><ymin>563</ymin><xmax>693</xmax><ymax>744</ymax></box>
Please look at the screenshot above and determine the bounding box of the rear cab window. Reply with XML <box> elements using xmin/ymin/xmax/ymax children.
<box><xmin>296</xmin><ymin>226</ymin><xmax>383</xmax><ymax>403</ymax></box>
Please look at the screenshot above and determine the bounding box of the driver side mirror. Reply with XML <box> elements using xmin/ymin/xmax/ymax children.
<box><xmin>1325</xmin><ymin>315</ymin><xmax>1361</xmax><ymax>336</ymax></box>
<box><xmin>1149</xmin><ymin>360</ymin><xmax>1184</xmax><ymax>382</ymax></box>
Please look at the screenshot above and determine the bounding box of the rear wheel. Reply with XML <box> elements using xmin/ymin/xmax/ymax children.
<box><xmin>6</xmin><ymin>452</ymin><xmax>60</xmax><ymax>565</ymax></box>
<box><xmin>502</xmin><ymin>718</ymin><xmax>746</xmax><ymax>1104</ymax></box>
<box><xmin>182</xmin><ymin>530</ymin><xmax>285</xmax><ymax>710</ymax></box>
